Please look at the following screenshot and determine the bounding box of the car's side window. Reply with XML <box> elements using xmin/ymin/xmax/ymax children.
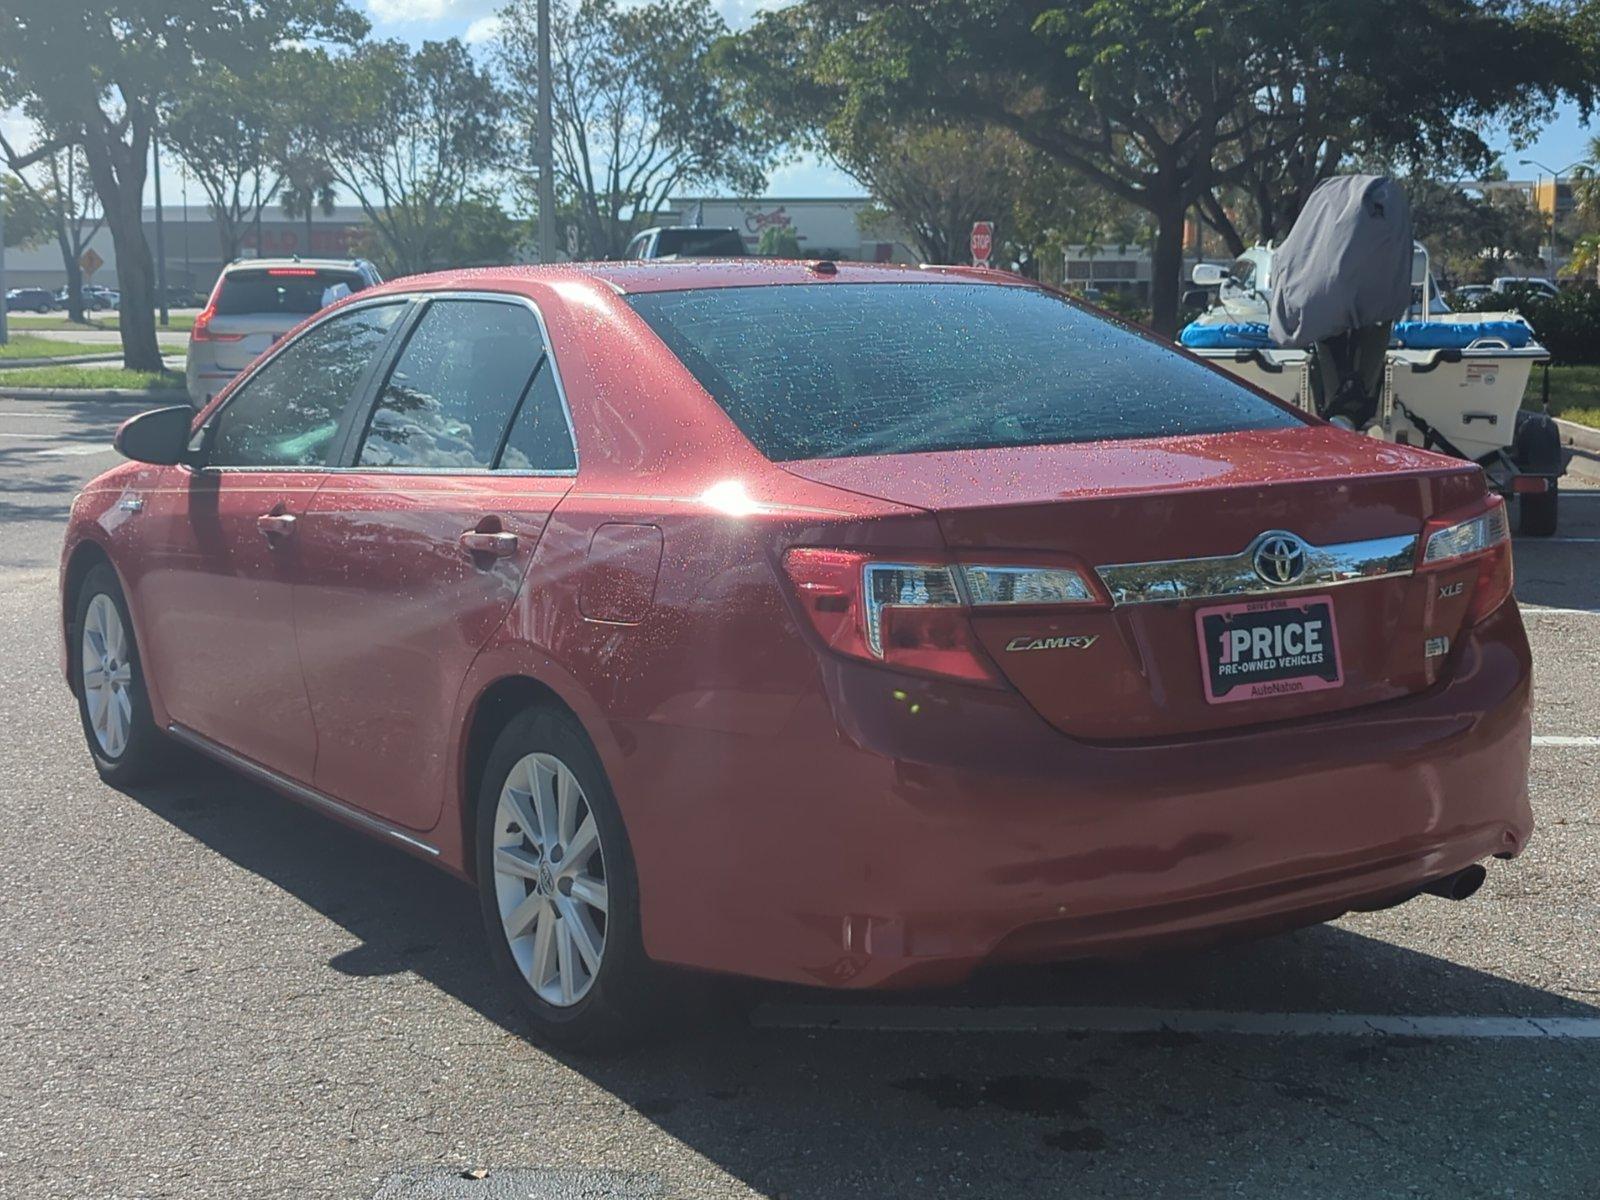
<box><xmin>356</xmin><ymin>299</ymin><xmax>545</xmax><ymax>470</ymax></box>
<box><xmin>497</xmin><ymin>359</ymin><xmax>577</xmax><ymax>472</ymax></box>
<box><xmin>206</xmin><ymin>303</ymin><xmax>405</xmax><ymax>469</ymax></box>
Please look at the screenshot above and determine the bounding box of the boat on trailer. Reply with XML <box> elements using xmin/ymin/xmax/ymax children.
<box><xmin>1179</xmin><ymin>242</ymin><xmax>1566</xmax><ymax>535</ymax></box>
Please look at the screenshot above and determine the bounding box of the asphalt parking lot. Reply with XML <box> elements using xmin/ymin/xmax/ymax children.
<box><xmin>1</xmin><ymin>395</ymin><xmax>1597</xmax><ymax>1200</ymax></box>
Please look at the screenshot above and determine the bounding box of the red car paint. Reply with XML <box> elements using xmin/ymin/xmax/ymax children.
<box><xmin>61</xmin><ymin>261</ymin><xmax>1533</xmax><ymax>990</ymax></box>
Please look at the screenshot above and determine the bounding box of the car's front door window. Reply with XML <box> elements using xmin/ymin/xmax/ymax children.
<box><xmin>205</xmin><ymin>302</ymin><xmax>406</xmax><ymax>468</ymax></box>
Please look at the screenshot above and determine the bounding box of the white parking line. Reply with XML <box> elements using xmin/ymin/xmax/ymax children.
<box><xmin>1522</xmin><ymin>605</ymin><xmax>1600</xmax><ymax>616</ymax></box>
<box><xmin>1533</xmin><ymin>735</ymin><xmax>1600</xmax><ymax>747</ymax></box>
<box><xmin>33</xmin><ymin>444</ymin><xmax>113</xmax><ymax>458</ymax></box>
<box><xmin>751</xmin><ymin>1004</ymin><xmax>1600</xmax><ymax>1039</ymax></box>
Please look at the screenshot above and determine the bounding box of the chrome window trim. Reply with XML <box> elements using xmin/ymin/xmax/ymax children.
<box><xmin>1096</xmin><ymin>531</ymin><xmax>1419</xmax><ymax>606</ymax></box>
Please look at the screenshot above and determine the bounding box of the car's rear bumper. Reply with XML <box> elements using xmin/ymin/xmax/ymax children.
<box><xmin>614</xmin><ymin>601</ymin><xmax>1533</xmax><ymax>989</ymax></box>
<box><xmin>184</xmin><ymin>356</ymin><xmax>237</xmax><ymax>407</ymax></box>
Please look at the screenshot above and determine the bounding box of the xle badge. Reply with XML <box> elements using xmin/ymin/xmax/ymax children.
<box><xmin>1005</xmin><ymin>635</ymin><xmax>1099</xmax><ymax>652</ymax></box>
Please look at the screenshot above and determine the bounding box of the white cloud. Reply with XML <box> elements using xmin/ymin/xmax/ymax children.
<box><xmin>366</xmin><ymin>0</ymin><xmax>456</xmax><ymax>24</ymax></box>
<box><xmin>464</xmin><ymin>14</ymin><xmax>503</xmax><ymax>43</ymax></box>
<box><xmin>713</xmin><ymin>0</ymin><xmax>784</xmax><ymax>27</ymax></box>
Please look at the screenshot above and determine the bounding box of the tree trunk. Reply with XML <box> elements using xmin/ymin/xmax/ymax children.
<box><xmin>1148</xmin><ymin>200</ymin><xmax>1187</xmax><ymax>338</ymax></box>
<box><xmin>113</xmin><ymin>216</ymin><xmax>162</xmax><ymax>371</ymax></box>
<box><xmin>78</xmin><ymin>115</ymin><xmax>161</xmax><ymax>370</ymax></box>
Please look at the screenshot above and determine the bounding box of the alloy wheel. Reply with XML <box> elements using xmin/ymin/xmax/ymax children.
<box><xmin>81</xmin><ymin>593</ymin><xmax>134</xmax><ymax>760</ymax></box>
<box><xmin>491</xmin><ymin>752</ymin><xmax>609</xmax><ymax>1007</ymax></box>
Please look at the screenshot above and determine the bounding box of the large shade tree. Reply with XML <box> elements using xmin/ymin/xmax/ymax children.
<box><xmin>320</xmin><ymin>39</ymin><xmax>506</xmax><ymax>275</ymax></box>
<box><xmin>0</xmin><ymin>0</ymin><xmax>365</xmax><ymax>368</ymax></box>
<box><xmin>161</xmin><ymin>64</ymin><xmax>287</xmax><ymax>264</ymax></box>
<box><xmin>727</xmin><ymin>0</ymin><xmax>1597</xmax><ymax>335</ymax></box>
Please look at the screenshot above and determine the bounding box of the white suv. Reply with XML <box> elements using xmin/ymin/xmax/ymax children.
<box><xmin>186</xmin><ymin>258</ymin><xmax>382</xmax><ymax>406</ymax></box>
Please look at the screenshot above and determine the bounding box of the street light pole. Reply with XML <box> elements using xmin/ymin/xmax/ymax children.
<box><xmin>153</xmin><ymin>122</ymin><xmax>169</xmax><ymax>327</ymax></box>
<box><xmin>536</xmin><ymin>0</ymin><xmax>556</xmax><ymax>265</ymax></box>
<box><xmin>0</xmin><ymin>182</ymin><xmax>9</xmax><ymax>346</ymax></box>
<box><xmin>1520</xmin><ymin>157</ymin><xmax>1590</xmax><ymax>283</ymax></box>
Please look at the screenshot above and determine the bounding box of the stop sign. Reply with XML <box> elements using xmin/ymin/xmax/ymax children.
<box><xmin>970</xmin><ymin>221</ymin><xmax>994</xmax><ymax>265</ymax></box>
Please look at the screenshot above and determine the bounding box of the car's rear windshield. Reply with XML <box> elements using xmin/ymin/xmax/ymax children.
<box><xmin>653</xmin><ymin>229</ymin><xmax>747</xmax><ymax>257</ymax></box>
<box><xmin>626</xmin><ymin>282</ymin><xmax>1300</xmax><ymax>461</ymax></box>
<box><xmin>214</xmin><ymin>268</ymin><xmax>367</xmax><ymax>316</ymax></box>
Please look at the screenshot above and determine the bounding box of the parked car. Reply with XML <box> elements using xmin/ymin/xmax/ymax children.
<box><xmin>77</xmin><ymin>286</ymin><xmax>120</xmax><ymax>311</ymax></box>
<box><xmin>1451</xmin><ymin>284</ymin><xmax>1494</xmax><ymax>307</ymax></box>
<box><xmin>68</xmin><ymin>261</ymin><xmax>1532</xmax><ymax>1049</ymax></box>
<box><xmin>156</xmin><ymin>285</ymin><xmax>202</xmax><ymax>309</ymax></box>
<box><xmin>184</xmin><ymin>257</ymin><xmax>382</xmax><ymax>405</ymax></box>
<box><xmin>1491</xmin><ymin>276</ymin><xmax>1561</xmax><ymax>299</ymax></box>
<box><xmin>623</xmin><ymin>225</ymin><xmax>748</xmax><ymax>259</ymax></box>
<box><xmin>5</xmin><ymin>287</ymin><xmax>56</xmax><ymax>313</ymax></box>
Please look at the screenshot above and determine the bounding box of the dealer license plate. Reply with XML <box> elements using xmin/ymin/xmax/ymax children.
<box><xmin>1196</xmin><ymin>594</ymin><xmax>1343</xmax><ymax>705</ymax></box>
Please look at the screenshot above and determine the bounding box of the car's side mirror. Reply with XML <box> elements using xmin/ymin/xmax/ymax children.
<box><xmin>113</xmin><ymin>405</ymin><xmax>194</xmax><ymax>465</ymax></box>
<box><xmin>1191</xmin><ymin>262</ymin><xmax>1230</xmax><ymax>287</ymax></box>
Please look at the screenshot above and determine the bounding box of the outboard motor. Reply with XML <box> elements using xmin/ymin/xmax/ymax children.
<box><xmin>1268</xmin><ymin>175</ymin><xmax>1414</xmax><ymax>429</ymax></box>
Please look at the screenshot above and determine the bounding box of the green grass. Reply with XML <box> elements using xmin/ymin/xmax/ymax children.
<box><xmin>1524</xmin><ymin>363</ymin><xmax>1600</xmax><ymax>429</ymax></box>
<box><xmin>0</xmin><ymin>365</ymin><xmax>183</xmax><ymax>391</ymax></box>
<box><xmin>0</xmin><ymin>334</ymin><xmax>120</xmax><ymax>361</ymax></box>
<box><xmin>7</xmin><ymin>313</ymin><xmax>195</xmax><ymax>333</ymax></box>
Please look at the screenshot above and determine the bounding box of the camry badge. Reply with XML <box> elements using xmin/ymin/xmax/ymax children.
<box><xmin>1005</xmin><ymin>635</ymin><xmax>1099</xmax><ymax>652</ymax></box>
<box><xmin>1252</xmin><ymin>533</ymin><xmax>1309</xmax><ymax>587</ymax></box>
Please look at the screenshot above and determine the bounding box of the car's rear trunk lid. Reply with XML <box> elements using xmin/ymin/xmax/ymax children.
<box><xmin>783</xmin><ymin>426</ymin><xmax>1490</xmax><ymax>739</ymax></box>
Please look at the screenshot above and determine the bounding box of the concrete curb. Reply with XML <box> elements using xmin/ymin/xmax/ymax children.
<box><xmin>1555</xmin><ymin>416</ymin><xmax>1600</xmax><ymax>457</ymax></box>
<box><xmin>0</xmin><ymin>387</ymin><xmax>186</xmax><ymax>403</ymax></box>
<box><xmin>0</xmin><ymin>353</ymin><xmax>125</xmax><ymax>369</ymax></box>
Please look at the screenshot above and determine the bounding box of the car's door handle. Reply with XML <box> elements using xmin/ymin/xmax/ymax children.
<box><xmin>257</xmin><ymin>512</ymin><xmax>297</xmax><ymax>539</ymax></box>
<box><xmin>459</xmin><ymin>530</ymin><xmax>519</xmax><ymax>558</ymax></box>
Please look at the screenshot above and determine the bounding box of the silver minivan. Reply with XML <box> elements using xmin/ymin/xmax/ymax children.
<box><xmin>186</xmin><ymin>257</ymin><xmax>382</xmax><ymax>405</ymax></box>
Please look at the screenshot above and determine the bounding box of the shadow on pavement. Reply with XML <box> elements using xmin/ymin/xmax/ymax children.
<box><xmin>118</xmin><ymin>761</ymin><xmax>1600</xmax><ymax>1199</ymax></box>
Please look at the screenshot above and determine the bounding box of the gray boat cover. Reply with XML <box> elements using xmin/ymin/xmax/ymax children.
<box><xmin>1267</xmin><ymin>175</ymin><xmax>1413</xmax><ymax>349</ymax></box>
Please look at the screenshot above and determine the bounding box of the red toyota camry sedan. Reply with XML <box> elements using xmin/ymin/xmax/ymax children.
<box><xmin>61</xmin><ymin>261</ymin><xmax>1532</xmax><ymax>1047</ymax></box>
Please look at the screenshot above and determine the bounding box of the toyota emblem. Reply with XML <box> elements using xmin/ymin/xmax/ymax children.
<box><xmin>1252</xmin><ymin>533</ymin><xmax>1309</xmax><ymax>587</ymax></box>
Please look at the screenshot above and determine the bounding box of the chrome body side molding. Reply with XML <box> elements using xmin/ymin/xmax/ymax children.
<box><xmin>1096</xmin><ymin>532</ymin><xmax>1419</xmax><ymax>606</ymax></box>
<box><xmin>165</xmin><ymin>723</ymin><xmax>441</xmax><ymax>857</ymax></box>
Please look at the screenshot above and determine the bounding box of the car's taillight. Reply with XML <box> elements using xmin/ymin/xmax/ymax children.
<box><xmin>191</xmin><ymin>273</ymin><xmax>243</xmax><ymax>343</ymax></box>
<box><xmin>781</xmin><ymin>549</ymin><xmax>1102</xmax><ymax>685</ymax></box>
<box><xmin>1418</xmin><ymin>496</ymin><xmax>1513</xmax><ymax>626</ymax></box>
<box><xmin>190</xmin><ymin>304</ymin><xmax>244</xmax><ymax>343</ymax></box>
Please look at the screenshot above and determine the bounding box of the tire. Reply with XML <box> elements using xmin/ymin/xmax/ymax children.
<box><xmin>72</xmin><ymin>563</ymin><xmax>170</xmax><ymax>786</ymax></box>
<box><xmin>475</xmin><ymin>705</ymin><xmax>656</xmax><ymax>1053</ymax></box>
<box><xmin>1519</xmin><ymin>483</ymin><xmax>1559</xmax><ymax>538</ymax></box>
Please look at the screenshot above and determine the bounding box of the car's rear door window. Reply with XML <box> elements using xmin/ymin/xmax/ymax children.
<box><xmin>214</xmin><ymin>268</ymin><xmax>369</xmax><ymax>316</ymax></box>
<box><xmin>355</xmin><ymin>299</ymin><xmax>546</xmax><ymax>470</ymax></box>
<box><xmin>627</xmin><ymin>282</ymin><xmax>1301</xmax><ymax>461</ymax></box>
<box><xmin>206</xmin><ymin>302</ymin><xmax>406</xmax><ymax>468</ymax></box>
